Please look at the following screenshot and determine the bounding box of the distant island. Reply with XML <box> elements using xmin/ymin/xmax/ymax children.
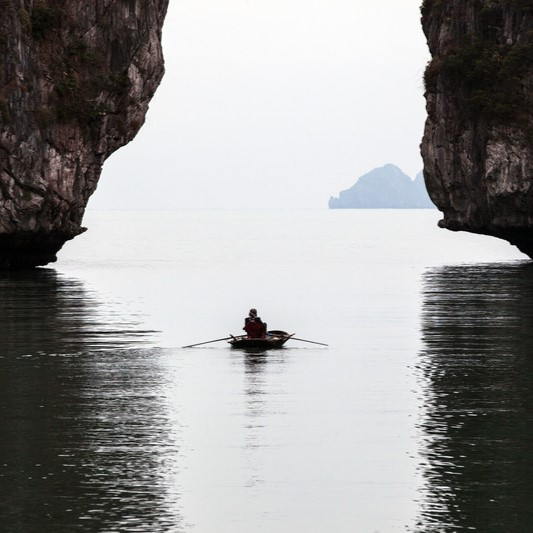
<box><xmin>329</xmin><ymin>164</ymin><xmax>435</xmax><ymax>209</ymax></box>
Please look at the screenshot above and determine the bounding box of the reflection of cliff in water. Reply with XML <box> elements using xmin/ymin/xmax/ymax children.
<box><xmin>416</xmin><ymin>264</ymin><xmax>533</xmax><ymax>531</ymax></box>
<box><xmin>0</xmin><ymin>269</ymin><xmax>154</xmax><ymax>355</ymax></box>
<box><xmin>0</xmin><ymin>270</ymin><xmax>181</xmax><ymax>531</ymax></box>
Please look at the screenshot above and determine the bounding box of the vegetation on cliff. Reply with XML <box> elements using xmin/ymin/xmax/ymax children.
<box><xmin>423</xmin><ymin>0</ymin><xmax>533</xmax><ymax>126</ymax></box>
<box><xmin>9</xmin><ymin>1</ymin><xmax>132</xmax><ymax>132</ymax></box>
<box><xmin>424</xmin><ymin>41</ymin><xmax>533</xmax><ymax>124</ymax></box>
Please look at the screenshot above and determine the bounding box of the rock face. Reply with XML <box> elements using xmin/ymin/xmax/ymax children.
<box><xmin>0</xmin><ymin>0</ymin><xmax>169</xmax><ymax>268</ymax></box>
<box><xmin>329</xmin><ymin>164</ymin><xmax>435</xmax><ymax>209</ymax></box>
<box><xmin>421</xmin><ymin>0</ymin><xmax>533</xmax><ymax>256</ymax></box>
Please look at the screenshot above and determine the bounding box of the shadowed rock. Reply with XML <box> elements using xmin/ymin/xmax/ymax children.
<box><xmin>0</xmin><ymin>0</ymin><xmax>169</xmax><ymax>268</ymax></box>
<box><xmin>421</xmin><ymin>0</ymin><xmax>533</xmax><ymax>257</ymax></box>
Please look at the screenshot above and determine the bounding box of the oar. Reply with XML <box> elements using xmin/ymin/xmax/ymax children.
<box><xmin>290</xmin><ymin>337</ymin><xmax>328</xmax><ymax>347</ymax></box>
<box><xmin>182</xmin><ymin>336</ymin><xmax>233</xmax><ymax>348</ymax></box>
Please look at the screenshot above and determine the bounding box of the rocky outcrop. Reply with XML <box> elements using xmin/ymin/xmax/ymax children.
<box><xmin>329</xmin><ymin>164</ymin><xmax>435</xmax><ymax>209</ymax></box>
<box><xmin>421</xmin><ymin>0</ymin><xmax>533</xmax><ymax>256</ymax></box>
<box><xmin>0</xmin><ymin>1</ymin><xmax>168</xmax><ymax>268</ymax></box>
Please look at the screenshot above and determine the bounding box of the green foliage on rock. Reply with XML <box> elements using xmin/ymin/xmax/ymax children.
<box><xmin>40</xmin><ymin>34</ymin><xmax>131</xmax><ymax>130</ymax></box>
<box><xmin>30</xmin><ymin>3</ymin><xmax>64</xmax><ymax>40</ymax></box>
<box><xmin>424</xmin><ymin>0</ymin><xmax>533</xmax><ymax>129</ymax></box>
<box><xmin>18</xmin><ymin>8</ymin><xmax>31</xmax><ymax>31</ymax></box>
<box><xmin>53</xmin><ymin>73</ymin><xmax>113</xmax><ymax>126</ymax></box>
<box><xmin>0</xmin><ymin>96</ymin><xmax>10</xmax><ymax>122</ymax></box>
<box><xmin>425</xmin><ymin>41</ymin><xmax>533</xmax><ymax>122</ymax></box>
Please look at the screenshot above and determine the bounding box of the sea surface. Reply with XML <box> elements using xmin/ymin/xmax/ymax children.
<box><xmin>1</xmin><ymin>209</ymin><xmax>531</xmax><ymax>532</ymax></box>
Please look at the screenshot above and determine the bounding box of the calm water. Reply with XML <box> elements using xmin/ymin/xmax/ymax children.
<box><xmin>0</xmin><ymin>210</ymin><xmax>531</xmax><ymax>532</ymax></box>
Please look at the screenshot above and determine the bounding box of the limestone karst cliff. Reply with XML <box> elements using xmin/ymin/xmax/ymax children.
<box><xmin>0</xmin><ymin>0</ymin><xmax>168</xmax><ymax>267</ymax></box>
<box><xmin>421</xmin><ymin>0</ymin><xmax>533</xmax><ymax>256</ymax></box>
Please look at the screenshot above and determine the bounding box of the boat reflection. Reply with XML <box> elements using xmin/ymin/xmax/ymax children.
<box><xmin>416</xmin><ymin>262</ymin><xmax>533</xmax><ymax>531</ymax></box>
<box><xmin>236</xmin><ymin>348</ymin><xmax>287</xmax><ymax>491</ymax></box>
<box><xmin>241</xmin><ymin>350</ymin><xmax>277</xmax><ymax>423</ymax></box>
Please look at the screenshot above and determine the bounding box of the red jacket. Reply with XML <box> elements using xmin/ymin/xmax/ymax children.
<box><xmin>244</xmin><ymin>317</ymin><xmax>266</xmax><ymax>338</ymax></box>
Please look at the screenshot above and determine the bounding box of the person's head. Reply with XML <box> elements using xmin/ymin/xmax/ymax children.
<box><xmin>249</xmin><ymin>308</ymin><xmax>257</xmax><ymax>318</ymax></box>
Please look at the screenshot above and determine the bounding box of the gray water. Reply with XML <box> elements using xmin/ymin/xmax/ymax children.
<box><xmin>0</xmin><ymin>210</ymin><xmax>531</xmax><ymax>532</ymax></box>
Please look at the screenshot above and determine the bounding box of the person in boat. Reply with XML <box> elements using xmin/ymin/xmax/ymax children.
<box><xmin>243</xmin><ymin>308</ymin><xmax>267</xmax><ymax>338</ymax></box>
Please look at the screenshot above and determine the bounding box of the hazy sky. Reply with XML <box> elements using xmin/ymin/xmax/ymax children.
<box><xmin>91</xmin><ymin>0</ymin><xmax>430</xmax><ymax>209</ymax></box>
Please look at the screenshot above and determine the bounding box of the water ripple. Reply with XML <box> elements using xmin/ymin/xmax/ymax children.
<box><xmin>0</xmin><ymin>349</ymin><xmax>183</xmax><ymax>532</ymax></box>
<box><xmin>416</xmin><ymin>263</ymin><xmax>533</xmax><ymax>532</ymax></box>
<box><xmin>0</xmin><ymin>269</ymin><xmax>156</xmax><ymax>356</ymax></box>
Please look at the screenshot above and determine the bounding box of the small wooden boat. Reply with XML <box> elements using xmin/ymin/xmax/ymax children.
<box><xmin>182</xmin><ymin>331</ymin><xmax>326</xmax><ymax>350</ymax></box>
<box><xmin>228</xmin><ymin>330</ymin><xmax>294</xmax><ymax>350</ymax></box>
